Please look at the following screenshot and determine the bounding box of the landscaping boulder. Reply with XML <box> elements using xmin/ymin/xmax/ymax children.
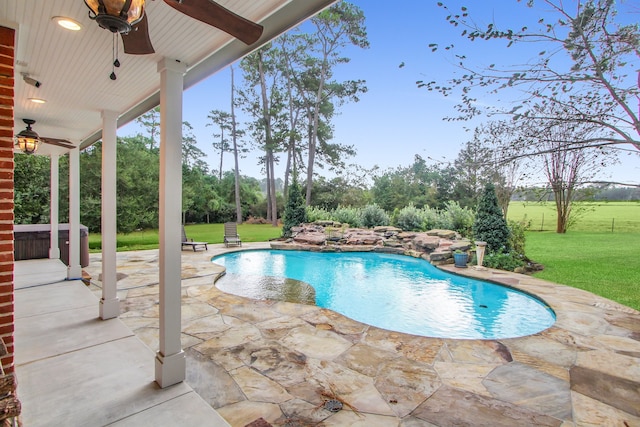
<box><xmin>429</xmin><ymin>250</ymin><xmax>452</xmax><ymax>264</ymax></box>
<box><xmin>293</xmin><ymin>231</ymin><xmax>327</xmax><ymax>246</ymax></box>
<box><xmin>344</xmin><ymin>229</ymin><xmax>383</xmax><ymax>246</ymax></box>
<box><xmin>412</xmin><ymin>233</ymin><xmax>440</xmax><ymax>252</ymax></box>
<box><xmin>426</xmin><ymin>229</ymin><xmax>457</xmax><ymax>240</ymax></box>
<box><xmin>273</xmin><ymin>224</ymin><xmax>477</xmax><ymax>269</ymax></box>
<box><xmin>373</xmin><ymin>226</ymin><xmax>403</xmax><ymax>237</ymax></box>
<box><xmin>397</xmin><ymin>231</ymin><xmax>417</xmax><ymax>240</ymax></box>
<box><xmin>382</xmin><ymin>238</ymin><xmax>403</xmax><ymax>248</ymax></box>
<box><xmin>449</xmin><ymin>240</ymin><xmax>472</xmax><ymax>252</ymax></box>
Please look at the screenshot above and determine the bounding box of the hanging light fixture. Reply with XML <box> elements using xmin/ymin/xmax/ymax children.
<box><xmin>14</xmin><ymin>119</ymin><xmax>42</xmax><ymax>155</ymax></box>
<box><xmin>84</xmin><ymin>0</ymin><xmax>146</xmax><ymax>34</ymax></box>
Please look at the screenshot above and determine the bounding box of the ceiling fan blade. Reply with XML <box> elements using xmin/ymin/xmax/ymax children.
<box><xmin>42</xmin><ymin>138</ymin><xmax>75</xmax><ymax>149</ymax></box>
<box><xmin>163</xmin><ymin>0</ymin><xmax>264</xmax><ymax>45</ymax></box>
<box><xmin>121</xmin><ymin>14</ymin><xmax>155</xmax><ymax>55</ymax></box>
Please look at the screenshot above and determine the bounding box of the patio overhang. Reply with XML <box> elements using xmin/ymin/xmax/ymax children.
<box><xmin>3</xmin><ymin>0</ymin><xmax>337</xmax><ymax>148</ymax></box>
<box><xmin>1</xmin><ymin>0</ymin><xmax>339</xmax><ymax>409</ymax></box>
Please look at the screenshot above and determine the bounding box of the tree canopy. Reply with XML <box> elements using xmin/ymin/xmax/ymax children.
<box><xmin>422</xmin><ymin>0</ymin><xmax>640</xmax><ymax>155</ymax></box>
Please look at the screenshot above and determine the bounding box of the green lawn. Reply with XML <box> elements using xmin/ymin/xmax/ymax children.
<box><xmin>525</xmin><ymin>231</ymin><xmax>640</xmax><ymax>311</ymax></box>
<box><xmin>509</xmin><ymin>202</ymin><xmax>640</xmax><ymax>311</ymax></box>
<box><xmin>88</xmin><ymin>223</ymin><xmax>283</xmax><ymax>252</ymax></box>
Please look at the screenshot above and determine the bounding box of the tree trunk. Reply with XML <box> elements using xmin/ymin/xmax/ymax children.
<box><xmin>218</xmin><ymin>135</ymin><xmax>224</xmax><ymax>181</ymax></box>
<box><xmin>553</xmin><ymin>183</ymin><xmax>569</xmax><ymax>234</ymax></box>
<box><xmin>305</xmin><ymin>60</ymin><xmax>329</xmax><ymax>205</ymax></box>
<box><xmin>258</xmin><ymin>50</ymin><xmax>278</xmax><ymax>224</ymax></box>
<box><xmin>265</xmin><ymin>156</ymin><xmax>272</xmax><ymax>222</ymax></box>
<box><xmin>230</xmin><ymin>66</ymin><xmax>243</xmax><ymax>224</ymax></box>
<box><xmin>284</xmin><ymin>143</ymin><xmax>291</xmax><ymax>199</ymax></box>
<box><xmin>283</xmin><ymin>67</ymin><xmax>297</xmax><ymax>200</ymax></box>
<box><xmin>268</xmin><ymin>150</ymin><xmax>278</xmax><ymax>226</ymax></box>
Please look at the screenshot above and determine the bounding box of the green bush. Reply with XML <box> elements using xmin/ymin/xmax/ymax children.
<box><xmin>442</xmin><ymin>201</ymin><xmax>475</xmax><ymax>237</ymax></box>
<box><xmin>306</xmin><ymin>206</ymin><xmax>332</xmax><ymax>223</ymax></box>
<box><xmin>394</xmin><ymin>204</ymin><xmax>424</xmax><ymax>231</ymax></box>
<box><xmin>482</xmin><ymin>249</ymin><xmax>525</xmax><ymax>271</ymax></box>
<box><xmin>473</xmin><ymin>183</ymin><xmax>511</xmax><ymax>253</ymax></box>
<box><xmin>420</xmin><ymin>206</ymin><xmax>440</xmax><ymax>230</ymax></box>
<box><xmin>332</xmin><ymin>206</ymin><xmax>362</xmax><ymax>228</ymax></box>
<box><xmin>282</xmin><ymin>178</ymin><xmax>307</xmax><ymax>237</ymax></box>
<box><xmin>508</xmin><ymin>218</ymin><xmax>530</xmax><ymax>258</ymax></box>
<box><xmin>361</xmin><ymin>204</ymin><xmax>390</xmax><ymax>228</ymax></box>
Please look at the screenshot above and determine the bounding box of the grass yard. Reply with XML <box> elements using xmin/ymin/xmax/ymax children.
<box><xmin>508</xmin><ymin>201</ymin><xmax>640</xmax><ymax>233</ymax></box>
<box><xmin>88</xmin><ymin>223</ymin><xmax>283</xmax><ymax>252</ymax></box>
<box><xmin>511</xmin><ymin>202</ymin><xmax>640</xmax><ymax>311</ymax></box>
<box><xmin>525</xmin><ymin>231</ymin><xmax>640</xmax><ymax>311</ymax></box>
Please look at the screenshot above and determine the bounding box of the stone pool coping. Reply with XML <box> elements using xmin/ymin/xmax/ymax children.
<box><xmin>85</xmin><ymin>243</ymin><xmax>640</xmax><ymax>426</ymax></box>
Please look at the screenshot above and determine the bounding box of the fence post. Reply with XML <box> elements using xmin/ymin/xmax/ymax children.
<box><xmin>611</xmin><ymin>218</ymin><xmax>614</xmax><ymax>233</ymax></box>
<box><xmin>541</xmin><ymin>213</ymin><xmax>544</xmax><ymax>231</ymax></box>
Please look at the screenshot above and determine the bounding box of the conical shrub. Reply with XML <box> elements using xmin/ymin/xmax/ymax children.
<box><xmin>473</xmin><ymin>183</ymin><xmax>510</xmax><ymax>253</ymax></box>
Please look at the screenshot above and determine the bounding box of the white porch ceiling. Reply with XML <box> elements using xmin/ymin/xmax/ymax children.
<box><xmin>1</xmin><ymin>0</ymin><xmax>337</xmax><ymax>150</ymax></box>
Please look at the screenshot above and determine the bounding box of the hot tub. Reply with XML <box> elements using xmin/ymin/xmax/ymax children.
<box><xmin>14</xmin><ymin>224</ymin><xmax>89</xmax><ymax>267</ymax></box>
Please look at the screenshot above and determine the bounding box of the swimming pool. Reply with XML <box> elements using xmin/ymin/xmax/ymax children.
<box><xmin>212</xmin><ymin>250</ymin><xmax>556</xmax><ymax>339</ymax></box>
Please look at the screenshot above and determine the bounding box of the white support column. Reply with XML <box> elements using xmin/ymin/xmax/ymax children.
<box><xmin>67</xmin><ymin>147</ymin><xmax>82</xmax><ymax>279</ymax></box>
<box><xmin>100</xmin><ymin>110</ymin><xmax>120</xmax><ymax>319</ymax></box>
<box><xmin>155</xmin><ymin>58</ymin><xmax>187</xmax><ymax>388</ymax></box>
<box><xmin>49</xmin><ymin>154</ymin><xmax>60</xmax><ymax>260</ymax></box>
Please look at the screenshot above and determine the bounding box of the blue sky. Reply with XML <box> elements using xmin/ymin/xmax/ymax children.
<box><xmin>121</xmin><ymin>0</ymin><xmax>640</xmax><ymax>186</ymax></box>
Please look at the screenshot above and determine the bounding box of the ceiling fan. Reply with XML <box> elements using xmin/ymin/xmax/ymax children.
<box><xmin>84</xmin><ymin>0</ymin><xmax>264</xmax><ymax>55</ymax></box>
<box><xmin>14</xmin><ymin>119</ymin><xmax>75</xmax><ymax>155</ymax></box>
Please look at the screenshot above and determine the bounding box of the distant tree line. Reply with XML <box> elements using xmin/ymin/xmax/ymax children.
<box><xmin>14</xmin><ymin>134</ymin><xmax>269</xmax><ymax>234</ymax></box>
<box><xmin>14</xmin><ymin>134</ymin><xmax>636</xmax><ymax>236</ymax></box>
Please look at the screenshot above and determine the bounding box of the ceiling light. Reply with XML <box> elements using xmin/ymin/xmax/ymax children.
<box><xmin>53</xmin><ymin>16</ymin><xmax>83</xmax><ymax>31</ymax></box>
<box><xmin>14</xmin><ymin>119</ymin><xmax>42</xmax><ymax>155</ymax></box>
<box><xmin>28</xmin><ymin>98</ymin><xmax>46</xmax><ymax>104</ymax></box>
<box><xmin>84</xmin><ymin>0</ymin><xmax>146</xmax><ymax>34</ymax></box>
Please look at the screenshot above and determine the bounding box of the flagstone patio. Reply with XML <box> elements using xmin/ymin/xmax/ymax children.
<box><xmin>84</xmin><ymin>243</ymin><xmax>640</xmax><ymax>427</ymax></box>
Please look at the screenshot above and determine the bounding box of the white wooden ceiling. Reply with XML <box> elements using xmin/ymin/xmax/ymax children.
<box><xmin>1</xmin><ymin>0</ymin><xmax>336</xmax><ymax>151</ymax></box>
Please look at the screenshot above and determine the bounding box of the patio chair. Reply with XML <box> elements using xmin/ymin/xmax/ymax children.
<box><xmin>181</xmin><ymin>226</ymin><xmax>208</xmax><ymax>251</ymax></box>
<box><xmin>223</xmin><ymin>222</ymin><xmax>242</xmax><ymax>247</ymax></box>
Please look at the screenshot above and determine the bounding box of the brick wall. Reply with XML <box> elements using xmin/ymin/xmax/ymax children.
<box><xmin>0</xmin><ymin>26</ymin><xmax>15</xmax><ymax>374</ymax></box>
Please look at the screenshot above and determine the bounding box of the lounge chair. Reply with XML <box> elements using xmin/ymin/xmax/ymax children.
<box><xmin>223</xmin><ymin>222</ymin><xmax>242</xmax><ymax>247</ymax></box>
<box><xmin>181</xmin><ymin>226</ymin><xmax>208</xmax><ymax>251</ymax></box>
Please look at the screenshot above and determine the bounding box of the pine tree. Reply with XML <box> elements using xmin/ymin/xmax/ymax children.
<box><xmin>473</xmin><ymin>183</ymin><xmax>510</xmax><ymax>253</ymax></box>
<box><xmin>282</xmin><ymin>174</ymin><xmax>307</xmax><ymax>237</ymax></box>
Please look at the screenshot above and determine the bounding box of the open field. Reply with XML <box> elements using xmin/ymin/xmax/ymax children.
<box><xmin>508</xmin><ymin>201</ymin><xmax>640</xmax><ymax>232</ymax></box>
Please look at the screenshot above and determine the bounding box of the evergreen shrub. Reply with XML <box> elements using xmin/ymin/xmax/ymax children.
<box><xmin>282</xmin><ymin>178</ymin><xmax>307</xmax><ymax>237</ymax></box>
<box><xmin>473</xmin><ymin>183</ymin><xmax>511</xmax><ymax>253</ymax></box>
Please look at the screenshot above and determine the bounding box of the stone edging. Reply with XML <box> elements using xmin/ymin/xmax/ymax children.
<box><xmin>280</xmin><ymin>224</ymin><xmax>472</xmax><ymax>265</ymax></box>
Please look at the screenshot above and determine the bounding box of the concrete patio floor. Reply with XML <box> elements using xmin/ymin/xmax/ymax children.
<box><xmin>14</xmin><ymin>261</ymin><xmax>230</xmax><ymax>427</ymax></box>
<box><xmin>75</xmin><ymin>243</ymin><xmax>640</xmax><ymax>426</ymax></box>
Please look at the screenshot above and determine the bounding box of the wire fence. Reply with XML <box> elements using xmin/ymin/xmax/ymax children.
<box><xmin>507</xmin><ymin>202</ymin><xmax>640</xmax><ymax>233</ymax></box>
<box><xmin>528</xmin><ymin>213</ymin><xmax>639</xmax><ymax>233</ymax></box>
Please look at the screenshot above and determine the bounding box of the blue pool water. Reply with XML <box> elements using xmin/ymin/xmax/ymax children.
<box><xmin>212</xmin><ymin>250</ymin><xmax>556</xmax><ymax>339</ymax></box>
